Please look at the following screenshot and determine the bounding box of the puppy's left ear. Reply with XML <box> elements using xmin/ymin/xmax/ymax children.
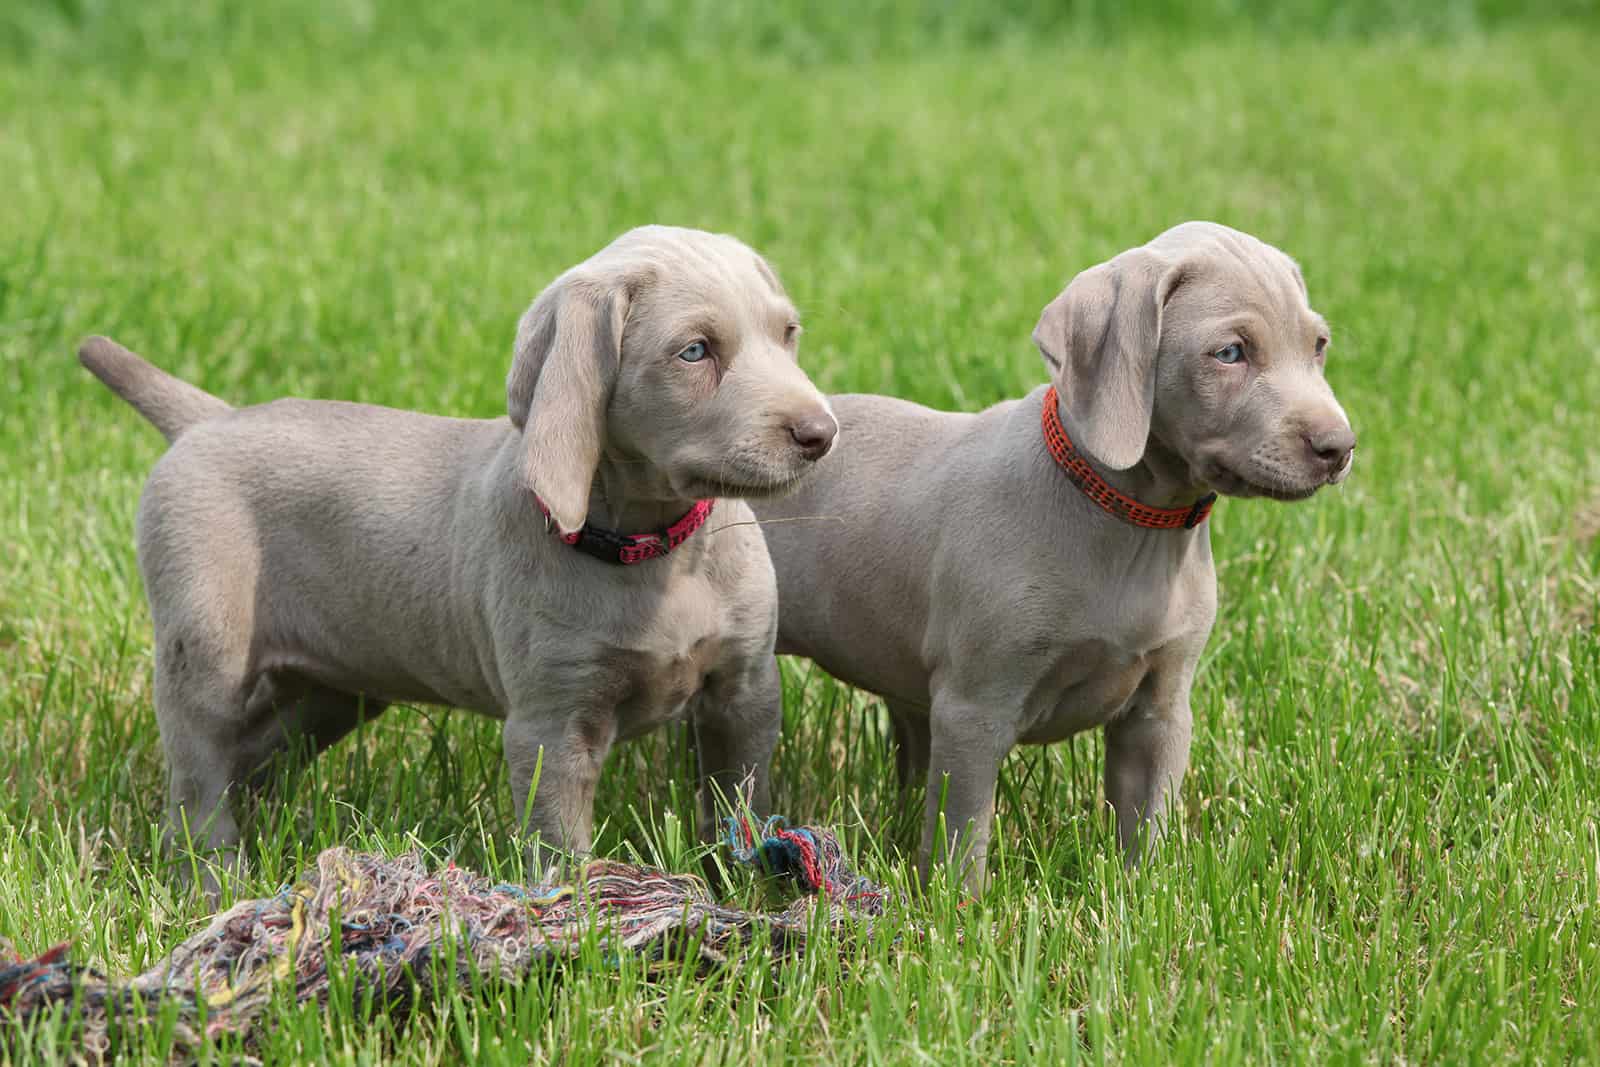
<box><xmin>1032</xmin><ymin>246</ymin><xmax>1183</xmax><ymax>470</ymax></box>
<box><xmin>507</xmin><ymin>271</ymin><xmax>629</xmax><ymax>536</ymax></box>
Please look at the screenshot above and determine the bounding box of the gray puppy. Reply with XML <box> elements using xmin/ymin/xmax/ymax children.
<box><xmin>757</xmin><ymin>222</ymin><xmax>1354</xmax><ymax>888</ymax></box>
<box><xmin>82</xmin><ymin>225</ymin><xmax>838</xmax><ymax>886</ymax></box>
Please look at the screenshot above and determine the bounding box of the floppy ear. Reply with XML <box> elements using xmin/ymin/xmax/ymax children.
<box><xmin>1031</xmin><ymin>247</ymin><xmax>1181</xmax><ymax>470</ymax></box>
<box><xmin>506</xmin><ymin>273</ymin><xmax>627</xmax><ymax>535</ymax></box>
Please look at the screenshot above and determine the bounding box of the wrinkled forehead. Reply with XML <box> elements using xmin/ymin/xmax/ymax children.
<box><xmin>602</xmin><ymin>232</ymin><xmax>797</xmax><ymax>343</ymax></box>
<box><xmin>1160</xmin><ymin>228</ymin><xmax>1326</xmax><ymax>340</ymax></box>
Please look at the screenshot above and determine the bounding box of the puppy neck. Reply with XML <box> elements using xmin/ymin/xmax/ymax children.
<box><xmin>1094</xmin><ymin>434</ymin><xmax>1213</xmax><ymax>511</ymax></box>
<box><xmin>1051</xmin><ymin>397</ymin><xmax>1212</xmax><ymax>512</ymax></box>
<box><xmin>586</xmin><ymin>455</ymin><xmax>703</xmax><ymax>533</ymax></box>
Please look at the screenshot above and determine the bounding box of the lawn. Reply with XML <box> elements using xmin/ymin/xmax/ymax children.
<box><xmin>3</xmin><ymin>2</ymin><xmax>1599</xmax><ymax>1062</ymax></box>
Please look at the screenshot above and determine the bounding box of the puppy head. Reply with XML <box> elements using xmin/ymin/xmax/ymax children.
<box><xmin>1033</xmin><ymin>221</ymin><xmax>1354</xmax><ymax>500</ymax></box>
<box><xmin>507</xmin><ymin>226</ymin><xmax>836</xmax><ymax>535</ymax></box>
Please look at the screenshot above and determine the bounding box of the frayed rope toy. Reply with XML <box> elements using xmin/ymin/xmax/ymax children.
<box><xmin>1</xmin><ymin>818</ymin><xmax>884</xmax><ymax>1059</ymax></box>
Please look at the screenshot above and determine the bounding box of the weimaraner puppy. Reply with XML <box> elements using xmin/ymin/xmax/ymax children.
<box><xmin>757</xmin><ymin>222</ymin><xmax>1354</xmax><ymax>889</ymax></box>
<box><xmin>81</xmin><ymin>225</ymin><xmax>838</xmax><ymax>886</ymax></box>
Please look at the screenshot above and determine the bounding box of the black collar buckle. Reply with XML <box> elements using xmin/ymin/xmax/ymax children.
<box><xmin>1184</xmin><ymin>493</ymin><xmax>1218</xmax><ymax>529</ymax></box>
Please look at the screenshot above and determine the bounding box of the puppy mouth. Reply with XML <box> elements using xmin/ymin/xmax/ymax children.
<box><xmin>679</xmin><ymin>467</ymin><xmax>812</xmax><ymax>500</ymax></box>
<box><xmin>1213</xmin><ymin>464</ymin><xmax>1324</xmax><ymax>502</ymax></box>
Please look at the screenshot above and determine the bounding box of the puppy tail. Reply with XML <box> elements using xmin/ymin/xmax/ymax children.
<box><xmin>78</xmin><ymin>336</ymin><xmax>232</xmax><ymax>443</ymax></box>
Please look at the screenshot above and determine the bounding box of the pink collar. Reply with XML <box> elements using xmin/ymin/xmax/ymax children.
<box><xmin>534</xmin><ymin>497</ymin><xmax>716</xmax><ymax>565</ymax></box>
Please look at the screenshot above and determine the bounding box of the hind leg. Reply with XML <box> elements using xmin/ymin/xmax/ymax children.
<box><xmin>887</xmin><ymin>699</ymin><xmax>930</xmax><ymax>791</ymax></box>
<box><xmin>157</xmin><ymin>647</ymin><xmax>390</xmax><ymax>891</ymax></box>
<box><xmin>151</xmin><ymin>625</ymin><xmax>257</xmax><ymax>892</ymax></box>
<box><xmin>239</xmin><ymin>671</ymin><xmax>389</xmax><ymax>789</ymax></box>
<box><xmin>138</xmin><ymin>480</ymin><xmax>270</xmax><ymax>892</ymax></box>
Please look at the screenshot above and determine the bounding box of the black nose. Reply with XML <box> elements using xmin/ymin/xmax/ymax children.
<box><xmin>1303</xmin><ymin>424</ymin><xmax>1356</xmax><ymax>474</ymax></box>
<box><xmin>789</xmin><ymin>412</ymin><xmax>838</xmax><ymax>461</ymax></box>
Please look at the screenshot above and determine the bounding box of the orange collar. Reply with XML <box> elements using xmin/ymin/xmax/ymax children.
<box><xmin>1040</xmin><ymin>386</ymin><xmax>1216</xmax><ymax>530</ymax></box>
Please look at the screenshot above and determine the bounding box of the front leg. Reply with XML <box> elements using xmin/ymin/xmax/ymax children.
<box><xmin>502</xmin><ymin>708</ymin><xmax>615</xmax><ymax>876</ymax></box>
<box><xmin>1103</xmin><ymin>691</ymin><xmax>1193</xmax><ymax>866</ymax></box>
<box><xmin>921</xmin><ymin>690</ymin><xmax>1013</xmax><ymax>892</ymax></box>
<box><xmin>693</xmin><ymin>656</ymin><xmax>782</xmax><ymax>840</ymax></box>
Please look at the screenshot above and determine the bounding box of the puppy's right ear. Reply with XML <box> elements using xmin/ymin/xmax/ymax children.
<box><xmin>507</xmin><ymin>272</ymin><xmax>628</xmax><ymax>536</ymax></box>
<box><xmin>1032</xmin><ymin>246</ymin><xmax>1181</xmax><ymax>470</ymax></box>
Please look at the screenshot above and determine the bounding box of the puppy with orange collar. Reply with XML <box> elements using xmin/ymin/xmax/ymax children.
<box><xmin>758</xmin><ymin>222</ymin><xmax>1354</xmax><ymax>888</ymax></box>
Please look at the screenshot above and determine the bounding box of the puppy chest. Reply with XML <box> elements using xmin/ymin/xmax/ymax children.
<box><xmin>613</xmin><ymin>635</ymin><xmax>726</xmax><ymax>738</ymax></box>
<box><xmin>1021</xmin><ymin>647</ymin><xmax>1154</xmax><ymax>743</ymax></box>
<box><xmin>1014</xmin><ymin>587</ymin><xmax>1210</xmax><ymax>742</ymax></box>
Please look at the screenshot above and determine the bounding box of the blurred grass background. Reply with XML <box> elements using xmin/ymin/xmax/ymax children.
<box><xmin>2</xmin><ymin>1</ymin><xmax>1599</xmax><ymax>1063</ymax></box>
<box><xmin>5</xmin><ymin>0</ymin><xmax>1596</xmax><ymax>66</ymax></box>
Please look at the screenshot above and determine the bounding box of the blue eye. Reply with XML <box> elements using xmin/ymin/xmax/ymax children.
<box><xmin>1214</xmin><ymin>343</ymin><xmax>1245</xmax><ymax>365</ymax></box>
<box><xmin>677</xmin><ymin>341</ymin><xmax>709</xmax><ymax>363</ymax></box>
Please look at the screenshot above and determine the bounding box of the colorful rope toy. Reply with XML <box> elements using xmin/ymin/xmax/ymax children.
<box><xmin>1</xmin><ymin>818</ymin><xmax>886</xmax><ymax>1061</ymax></box>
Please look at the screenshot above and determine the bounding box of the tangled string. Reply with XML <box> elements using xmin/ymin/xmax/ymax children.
<box><xmin>1</xmin><ymin>819</ymin><xmax>885</xmax><ymax>1061</ymax></box>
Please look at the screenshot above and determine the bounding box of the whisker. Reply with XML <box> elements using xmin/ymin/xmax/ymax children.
<box><xmin>708</xmin><ymin>514</ymin><xmax>848</xmax><ymax>536</ymax></box>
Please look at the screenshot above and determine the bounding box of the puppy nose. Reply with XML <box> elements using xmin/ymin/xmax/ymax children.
<box><xmin>788</xmin><ymin>411</ymin><xmax>838</xmax><ymax>461</ymax></box>
<box><xmin>1303</xmin><ymin>424</ymin><xmax>1356</xmax><ymax>474</ymax></box>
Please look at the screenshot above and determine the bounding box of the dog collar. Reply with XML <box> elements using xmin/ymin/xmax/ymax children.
<box><xmin>534</xmin><ymin>497</ymin><xmax>716</xmax><ymax>565</ymax></box>
<box><xmin>1041</xmin><ymin>386</ymin><xmax>1216</xmax><ymax>530</ymax></box>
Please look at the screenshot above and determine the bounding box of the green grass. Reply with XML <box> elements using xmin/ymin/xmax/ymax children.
<box><xmin>4</xmin><ymin>2</ymin><xmax>1600</xmax><ymax>1062</ymax></box>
